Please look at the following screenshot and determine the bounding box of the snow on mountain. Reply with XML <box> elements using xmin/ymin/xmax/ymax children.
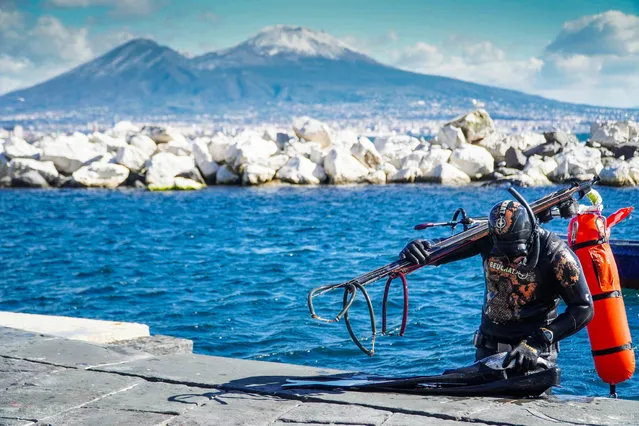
<box><xmin>245</xmin><ymin>25</ymin><xmax>355</xmax><ymax>58</ymax></box>
<box><xmin>192</xmin><ymin>25</ymin><xmax>372</xmax><ymax>70</ymax></box>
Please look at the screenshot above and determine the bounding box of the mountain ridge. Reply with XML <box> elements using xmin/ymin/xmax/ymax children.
<box><xmin>0</xmin><ymin>25</ymin><xmax>636</xmax><ymax>126</ymax></box>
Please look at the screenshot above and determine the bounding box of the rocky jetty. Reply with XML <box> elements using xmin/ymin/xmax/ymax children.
<box><xmin>1</xmin><ymin>110</ymin><xmax>638</xmax><ymax>190</ymax></box>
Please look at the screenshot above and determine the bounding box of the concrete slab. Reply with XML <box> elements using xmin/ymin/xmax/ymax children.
<box><xmin>86</xmin><ymin>381</ymin><xmax>219</xmax><ymax>415</ymax></box>
<box><xmin>0</xmin><ymin>368</ymin><xmax>143</xmax><ymax>420</ymax></box>
<box><xmin>35</xmin><ymin>407</ymin><xmax>174</xmax><ymax>426</ymax></box>
<box><xmin>165</xmin><ymin>392</ymin><xmax>301</xmax><ymax>426</ymax></box>
<box><xmin>278</xmin><ymin>401</ymin><xmax>392</xmax><ymax>425</ymax></box>
<box><xmin>105</xmin><ymin>335</ymin><xmax>193</xmax><ymax>356</ymax></box>
<box><xmin>0</xmin><ymin>357</ymin><xmax>58</xmax><ymax>390</ymax></box>
<box><xmin>382</xmin><ymin>412</ymin><xmax>492</xmax><ymax>425</ymax></box>
<box><xmin>0</xmin><ymin>327</ymin><xmax>153</xmax><ymax>369</ymax></box>
<box><xmin>2</xmin><ymin>322</ymin><xmax>638</xmax><ymax>426</ymax></box>
<box><xmin>0</xmin><ymin>311</ymin><xmax>149</xmax><ymax>344</ymax></box>
<box><xmin>92</xmin><ymin>353</ymin><xmax>342</xmax><ymax>388</ymax></box>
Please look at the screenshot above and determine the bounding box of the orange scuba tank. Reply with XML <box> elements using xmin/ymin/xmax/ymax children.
<box><xmin>567</xmin><ymin>203</ymin><xmax>634</xmax><ymax>396</ymax></box>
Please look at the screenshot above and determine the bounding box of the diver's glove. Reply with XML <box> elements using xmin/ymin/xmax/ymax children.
<box><xmin>503</xmin><ymin>328</ymin><xmax>552</xmax><ymax>371</ymax></box>
<box><xmin>538</xmin><ymin>209</ymin><xmax>553</xmax><ymax>223</ymax></box>
<box><xmin>503</xmin><ymin>341</ymin><xmax>541</xmax><ymax>372</ymax></box>
<box><xmin>558</xmin><ymin>198</ymin><xmax>578</xmax><ymax>218</ymax></box>
<box><xmin>400</xmin><ymin>239</ymin><xmax>432</xmax><ymax>265</ymax></box>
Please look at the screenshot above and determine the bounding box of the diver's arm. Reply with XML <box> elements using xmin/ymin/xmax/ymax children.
<box><xmin>543</xmin><ymin>247</ymin><xmax>593</xmax><ymax>343</ymax></box>
<box><xmin>400</xmin><ymin>237</ymin><xmax>489</xmax><ymax>266</ymax></box>
<box><xmin>432</xmin><ymin>238</ymin><xmax>489</xmax><ymax>265</ymax></box>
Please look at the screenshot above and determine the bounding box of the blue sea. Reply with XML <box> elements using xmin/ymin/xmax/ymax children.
<box><xmin>1</xmin><ymin>184</ymin><xmax>638</xmax><ymax>399</ymax></box>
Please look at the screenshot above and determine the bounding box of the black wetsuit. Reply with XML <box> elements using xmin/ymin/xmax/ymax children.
<box><xmin>436</xmin><ymin>228</ymin><xmax>593</xmax><ymax>360</ymax></box>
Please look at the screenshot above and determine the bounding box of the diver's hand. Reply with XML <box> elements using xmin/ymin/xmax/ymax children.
<box><xmin>400</xmin><ymin>239</ymin><xmax>432</xmax><ymax>265</ymax></box>
<box><xmin>503</xmin><ymin>341</ymin><xmax>540</xmax><ymax>372</ymax></box>
<box><xmin>558</xmin><ymin>198</ymin><xmax>578</xmax><ymax>218</ymax></box>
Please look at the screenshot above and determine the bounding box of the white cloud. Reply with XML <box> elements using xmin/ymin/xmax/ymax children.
<box><xmin>0</xmin><ymin>54</ymin><xmax>31</xmax><ymax>73</ymax></box>
<box><xmin>341</xmin><ymin>29</ymin><xmax>399</xmax><ymax>54</ymax></box>
<box><xmin>391</xmin><ymin>39</ymin><xmax>542</xmax><ymax>94</ymax></box>
<box><xmin>0</xmin><ymin>8</ymin><xmax>140</xmax><ymax>95</ymax></box>
<box><xmin>389</xmin><ymin>10</ymin><xmax>639</xmax><ymax>108</ymax></box>
<box><xmin>48</xmin><ymin>0</ymin><xmax>158</xmax><ymax>17</ymax></box>
<box><xmin>546</xmin><ymin>10</ymin><xmax>639</xmax><ymax>56</ymax></box>
<box><xmin>28</xmin><ymin>16</ymin><xmax>93</xmax><ymax>63</ymax></box>
<box><xmin>535</xmin><ymin>10</ymin><xmax>639</xmax><ymax>107</ymax></box>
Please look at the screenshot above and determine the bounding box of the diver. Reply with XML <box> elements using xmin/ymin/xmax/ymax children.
<box><xmin>400</xmin><ymin>199</ymin><xmax>594</xmax><ymax>372</ymax></box>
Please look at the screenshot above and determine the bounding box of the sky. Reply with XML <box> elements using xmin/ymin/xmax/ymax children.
<box><xmin>1</xmin><ymin>0</ymin><xmax>638</xmax><ymax>107</ymax></box>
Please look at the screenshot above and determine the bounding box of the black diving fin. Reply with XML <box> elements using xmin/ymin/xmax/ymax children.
<box><xmin>283</xmin><ymin>353</ymin><xmax>560</xmax><ymax>398</ymax></box>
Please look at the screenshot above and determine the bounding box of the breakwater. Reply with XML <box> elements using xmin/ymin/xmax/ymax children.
<box><xmin>1</xmin><ymin>109</ymin><xmax>638</xmax><ymax>190</ymax></box>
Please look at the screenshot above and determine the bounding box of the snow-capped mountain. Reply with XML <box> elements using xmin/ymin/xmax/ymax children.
<box><xmin>0</xmin><ymin>25</ymin><xmax>635</xmax><ymax>125</ymax></box>
<box><xmin>192</xmin><ymin>25</ymin><xmax>374</xmax><ymax>70</ymax></box>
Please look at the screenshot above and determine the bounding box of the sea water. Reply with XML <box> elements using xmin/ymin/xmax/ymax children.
<box><xmin>1</xmin><ymin>184</ymin><xmax>638</xmax><ymax>399</ymax></box>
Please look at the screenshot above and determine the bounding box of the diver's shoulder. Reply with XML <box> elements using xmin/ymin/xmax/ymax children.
<box><xmin>538</xmin><ymin>228</ymin><xmax>568</xmax><ymax>254</ymax></box>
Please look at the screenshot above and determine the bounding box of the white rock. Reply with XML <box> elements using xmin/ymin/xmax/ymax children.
<box><xmin>267</xmin><ymin>154</ymin><xmax>290</xmax><ymax>171</ymax></box>
<box><xmin>478</xmin><ymin>132</ymin><xmax>545</xmax><ymax>162</ymax></box>
<box><xmin>216</xmin><ymin>164</ymin><xmax>241</xmax><ymax>184</ymax></box>
<box><xmin>9</xmin><ymin>158</ymin><xmax>59</xmax><ymax>185</ymax></box>
<box><xmin>590</xmin><ymin>121</ymin><xmax>633</xmax><ymax>147</ymax></box>
<box><xmin>523</xmin><ymin>155</ymin><xmax>558</xmax><ymax>177</ymax></box>
<box><xmin>263</xmin><ymin>128</ymin><xmax>291</xmax><ymax>147</ymax></box>
<box><xmin>89</xmin><ymin>152</ymin><xmax>116</xmax><ymax>165</ymax></box>
<box><xmin>209</xmin><ymin>132</ymin><xmax>233</xmax><ymax>164</ymax></box>
<box><xmin>157</xmin><ymin>137</ymin><xmax>192</xmax><ymax>156</ymax></box>
<box><xmin>373</xmin><ymin>135</ymin><xmax>420</xmax><ymax>168</ymax></box>
<box><xmin>145</xmin><ymin>152</ymin><xmax>196</xmax><ymax>188</ymax></box>
<box><xmin>447</xmin><ymin>109</ymin><xmax>495</xmax><ymax>143</ymax></box>
<box><xmin>109</xmin><ymin>121</ymin><xmax>140</xmax><ymax>139</ymax></box>
<box><xmin>173</xmin><ymin>177</ymin><xmax>206</xmax><ymax>190</ymax></box>
<box><xmin>72</xmin><ymin>163</ymin><xmax>129</xmax><ymax>188</ymax></box>
<box><xmin>599</xmin><ymin>161</ymin><xmax>636</xmax><ymax>186</ymax></box>
<box><xmin>90</xmin><ymin>132</ymin><xmax>127</xmax><ymax>153</ymax></box>
<box><xmin>276</xmin><ymin>155</ymin><xmax>326</xmax><ymax>185</ymax></box>
<box><xmin>388</xmin><ymin>166</ymin><xmax>420</xmax><ymax>183</ymax></box>
<box><xmin>12</xmin><ymin>125</ymin><xmax>24</xmax><ymax>139</ymax></box>
<box><xmin>351</xmin><ymin>136</ymin><xmax>382</xmax><ymax>169</ymax></box>
<box><xmin>383</xmin><ymin>163</ymin><xmax>398</xmax><ymax>177</ymax></box>
<box><xmin>437</xmin><ymin>125</ymin><xmax>467</xmax><ymax>149</ymax></box>
<box><xmin>524</xmin><ymin>168</ymin><xmax>553</xmax><ymax>186</ymax></box>
<box><xmin>548</xmin><ymin>146</ymin><xmax>603</xmax><ymax>182</ymax></box>
<box><xmin>192</xmin><ymin>138</ymin><xmax>219</xmax><ymax>182</ymax></box>
<box><xmin>400</xmin><ymin>151</ymin><xmax>428</xmax><ymax>170</ymax></box>
<box><xmin>0</xmin><ymin>154</ymin><xmax>9</xmax><ymax>186</ymax></box>
<box><xmin>449</xmin><ymin>145</ymin><xmax>494</xmax><ymax>179</ymax></box>
<box><xmin>292</xmin><ymin>116</ymin><xmax>334</xmax><ymax>148</ymax></box>
<box><xmin>40</xmin><ymin>134</ymin><xmax>107</xmax><ymax>174</ymax></box>
<box><xmin>3</xmin><ymin>136</ymin><xmax>41</xmax><ymax>159</ymax></box>
<box><xmin>415</xmin><ymin>146</ymin><xmax>454</xmax><ymax>177</ymax></box>
<box><xmin>115</xmin><ymin>145</ymin><xmax>148</xmax><ymax>173</ymax></box>
<box><xmin>628</xmin><ymin>157</ymin><xmax>639</xmax><ymax>183</ymax></box>
<box><xmin>324</xmin><ymin>148</ymin><xmax>371</xmax><ymax>184</ymax></box>
<box><xmin>242</xmin><ymin>164</ymin><xmax>276</xmax><ymax>185</ymax></box>
<box><xmin>427</xmin><ymin>163</ymin><xmax>471</xmax><ymax>185</ymax></box>
<box><xmin>150</xmin><ymin>127</ymin><xmax>186</xmax><ymax>145</ymax></box>
<box><xmin>364</xmin><ymin>169</ymin><xmax>387</xmax><ymax>184</ymax></box>
<box><xmin>333</xmin><ymin>129</ymin><xmax>359</xmax><ymax>150</ymax></box>
<box><xmin>129</xmin><ymin>134</ymin><xmax>157</xmax><ymax>158</ymax></box>
<box><xmin>231</xmin><ymin>135</ymin><xmax>278</xmax><ymax>171</ymax></box>
<box><xmin>285</xmin><ymin>140</ymin><xmax>319</xmax><ymax>159</ymax></box>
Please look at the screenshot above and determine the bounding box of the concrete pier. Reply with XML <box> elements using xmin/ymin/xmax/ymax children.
<box><xmin>1</xmin><ymin>316</ymin><xmax>638</xmax><ymax>425</ymax></box>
